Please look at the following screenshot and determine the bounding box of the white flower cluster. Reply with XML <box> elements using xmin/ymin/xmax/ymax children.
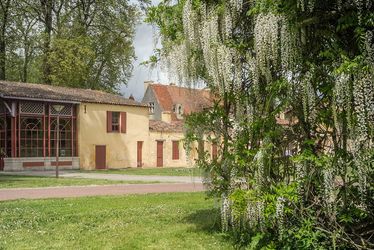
<box><xmin>221</xmin><ymin>193</ymin><xmax>231</xmax><ymax>232</ymax></box>
<box><xmin>365</xmin><ymin>31</ymin><xmax>374</xmax><ymax>65</ymax></box>
<box><xmin>334</xmin><ymin>73</ymin><xmax>352</xmax><ymax>132</ymax></box>
<box><xmin>183</xmin><ymin>0</ymin><xmax>196</xmax><ymax>45</ymax></box>
<box><xmin>246</xmin><ymin>201</ymin><xmax>264</xmax><ymax>228</ymax></box>
<box><xmin>355</xmin><ymin>151</ymin><xmax>371</xmax><ymax>208</ymax></box>
<box><xmin>254</xmin><ymin>13</ymin><xmax>297</xmax><ymax>82</ymax></box>
<box><xmin>229</xmin><ymin>0</ymin><xmax>243</xmax><ymax>13</ymax></box>
<box><xmin>297</xmin><ymin>0</ymin><xmax>315</xmax><ymax>12</ymax></box>
<box><xmin>353</xmin><ymin>72</ymin><xmax>374</xmax><ymax>142</ymax></box>
<box><xmin>276</xmin><ymin>197</ymin><xmax>286</xmax><ymax>239</ymax></box>
<box><xmin>163</xmin><ymin>43</ymin><xmax>190</xmax><ymax>84</ymax></box>
<box><xmin>302</xmin><ymin>70</ymin><xmax>317</xmax><ymax>124</ymax></box>
<box><xmin>323</xmin><ymin>168</ymin><xmax>337</xmax><ymax>221</ymax></box>
<box><xmin>354</xmin><ymin>0</ymin><xmax>373</xmax><ymax>23</ymax></box>
<box><xmin>254</xmin><ymin>149</ymin><xmax>265</xmax><ymax>188</ymax></box>
<box><xmin>295</xmin><ymin>163</ymin><xmax>306</xmax><ymax>199</ymax></box>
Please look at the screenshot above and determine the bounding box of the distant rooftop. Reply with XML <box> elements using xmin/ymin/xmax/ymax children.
<box><xmin>0</xmin><ymin>81</ymin><xmax>147</xmax><ymax>107</ymax></box>
<box><xmin>145</xmin><ymin>82</ymin><xmax>212</xmax><ymax>121</ymax></box>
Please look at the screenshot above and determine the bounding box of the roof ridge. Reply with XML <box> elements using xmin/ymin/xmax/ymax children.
<box><xmin>0</xmin><ymin>80</ymin><xmax>146</xmax><ymax>107</ymax></box>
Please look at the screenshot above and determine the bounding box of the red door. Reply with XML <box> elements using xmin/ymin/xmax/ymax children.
<box><xmin>156</xmin><ymin>141</ymin><xmax>163</xmax><ymax>167</ymax></box>
<box><xmin>212</xmin><ymin>143</ymin><xmax>218</xmax><ymax>160</ymax></box>
<box><xmin>137</xmin><ymin>141</ymin><xmax>143</xmax><ymax>167</ymax></box>
<box><xmin>95</xmin><ymin>145</ymin><xmax>106</xmax><ymax>169</ymax></box>
<box><xmin>0</xmin><ymin>157</ymin><xmax>4</xmax><ymax>171</ymax></box>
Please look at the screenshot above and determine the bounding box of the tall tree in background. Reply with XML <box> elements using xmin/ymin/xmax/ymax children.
<box><xmin>0</xmin><ymin>0</ymin><xmax>11</xmax><ymax>80</ymax></box>
<box><xmin>0</xmin><ymin>0</ymin><xmax>142</xmax><ymax>92</ymax></box>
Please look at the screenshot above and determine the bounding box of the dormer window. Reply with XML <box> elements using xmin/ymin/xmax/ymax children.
<box><xmin>149</xmin><ymin>102</ymin><xmax>155</xmax><ymax>114</ymax></box>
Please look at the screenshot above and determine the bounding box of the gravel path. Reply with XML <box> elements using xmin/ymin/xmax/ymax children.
<box><xmin>0</xmin><ymin>171</ymin><xmax>203</xmax><ymax>183</ymax></box>
<box><xmin>0</xmin><ymin>183</ymin><xmax>205</xmax><ymax>201</ymax></box>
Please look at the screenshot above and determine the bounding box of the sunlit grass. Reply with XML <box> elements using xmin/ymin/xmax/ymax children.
<box><xmin>0</xmin><ymin>192</ymin><xmax>231</xmax><ymax>249</ymax></box>
<box><xmin>0</xmin><ymin>174</ymin><xmax>158</xmax><ymax>189</ymax></box>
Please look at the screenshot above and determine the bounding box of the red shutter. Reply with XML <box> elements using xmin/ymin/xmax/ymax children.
<box><xmin>172</xmin><ymin>141</ymin><xmax>179</xmax><ymax>160</ymax></box>
<box><xmin>107</xmin><ymin>111</ymin><xmax>112</xmax><ymax>133</ymax></box>
<box><xmin>121</xmin><ymin>112</ymin><xmax>127</xmax><ymax>133</ymax></box>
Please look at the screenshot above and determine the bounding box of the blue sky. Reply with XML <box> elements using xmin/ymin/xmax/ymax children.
<box><xmin>120</xmin><ymin>0</ymin><xmax>168</xmax><ymax>101</ymax></box>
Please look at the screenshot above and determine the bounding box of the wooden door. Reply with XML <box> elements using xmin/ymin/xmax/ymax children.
<box><xmin>137</xmin><ymin>141</ymin><xmax>143</xmax><ymax>167</ymax></box>
<box><xmin>156</xmin><ymin>141</ymin><xmax>163</xmax><ymax>167</ymax></box>
<box><xmin>95</xmin><ymin>145</ymin><xmax>106</xmax><ymax>169</ymax></box>
<box><xmin>212</xmin><ymin>143</ymin><xmax>218</xmax><ymax>160</ymax></box>
<box><xmin>0</xmin><ymin>157</ymin><xmax>3</xmax><ymax>171</ymax></box>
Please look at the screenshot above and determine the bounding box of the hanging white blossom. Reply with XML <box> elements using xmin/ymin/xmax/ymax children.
<box><xmin>323</xmin><ymin>168</ymin><xmax>337</xmax><ymax>221</ymax></box>
<box><xmin>276</xmin><ymin>197</ymin><xmax>286</xmax><ymax>239</ymax></box>
<box><xmin>353</xmin><ymin>72</ymin><xmax>374</xmax><ymax>142</ymax></box>
<box><xmin>302</xmin><ymin>69</ymin><xmax>317</xmax><ymax>124</ymax></box>
<box><xmin>221</xmin><ymin>193</ymin><xmax>231</xmax><ymax>232</ymax></box>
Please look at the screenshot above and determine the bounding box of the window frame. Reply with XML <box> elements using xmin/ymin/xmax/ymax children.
<box><xmin>111</xmin><ymin>112</ymin><xmax>120</xmax><ymax>132</ymax></box>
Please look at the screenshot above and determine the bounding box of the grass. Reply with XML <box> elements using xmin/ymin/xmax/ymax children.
<box><xmin>0</xmin><ymin>192</ymin><xmax>232</xmax><ymax>249</ymax></box>
<box><xmin>0</xmin><ymin>174</ymin><xmax>158</xmax><ymax>189</ymax></box>
<box><xmin>83</xmin><ymin>167</ymin><xmax>203</xmax><ymax>177</ymax></box>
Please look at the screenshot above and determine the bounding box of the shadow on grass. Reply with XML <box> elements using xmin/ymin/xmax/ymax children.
<box><xmin>184</xmin><ymin>207</ymin><xmax>222</xmax><ymax>233</ymax></box>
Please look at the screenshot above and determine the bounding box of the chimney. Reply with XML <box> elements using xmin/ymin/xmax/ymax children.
<box><xmin>144</xmin><ymin>80</ymin><xmax>154</xmax><ymax>93</ymax></box>
<box><xmin>169</xmin><ymin>83</ymin><xmax>176</xmax><ymax>86</ymax></box>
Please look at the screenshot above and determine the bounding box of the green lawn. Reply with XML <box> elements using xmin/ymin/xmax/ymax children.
<box><xmin>0</xmin><ymin>192</ymin><xmax>232</xmax><ymax>249</ymax></box>
<box><xmin>0</xmin><ymin>175</ymin><xmax>157</xmax><ymax>189</ymax></box>
<box><xmin>83</xmin><ymin>167</ymin><xmax>203</xmax><ymax>177</ymax></box>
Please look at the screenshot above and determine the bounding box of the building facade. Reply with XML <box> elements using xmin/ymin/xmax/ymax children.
<box><xmin>142</xmin><ymin>81</ymin><xmax>215</xmax><ymax>168</ymax></box>
<box><xmin>0</xmin><ymin>80</ymin><xmax>216</xmax><ymax>171</ymax></box>
<box><xmin>0</xmin><ymin>81</ymin><xmax>149</xmax><ymax>171</ymax></box>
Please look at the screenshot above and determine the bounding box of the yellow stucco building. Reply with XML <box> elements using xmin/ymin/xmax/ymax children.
<box><xmin>0</xmin><ymin>80</ymin><xmax>215</xmax><ymax>171</ymax></box>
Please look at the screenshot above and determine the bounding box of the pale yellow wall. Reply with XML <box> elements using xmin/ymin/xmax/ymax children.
<box><xmin>147</xmin><ymin>131</ymin><xmax>216</xmax><ymax>168</ymax></box>
<box><xmin>148</xmin><ymin>131</ymin><xmax>193</xmax><ymax>167</ymax></box>
<box><xmin>78</xmin><ymin>102</ymin><xmax>150</xmax><ymax>170</ymax></box>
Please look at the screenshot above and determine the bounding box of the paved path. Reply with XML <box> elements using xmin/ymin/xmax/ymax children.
<box><xmin>0</xmin><ymin>171</ymin><xmax>203</xmax><ymax>183</ymax></box>
<box><xmin>0</xmin><ymin>183</ymin><xmax>205</xmax><ymax>201</ymax></box>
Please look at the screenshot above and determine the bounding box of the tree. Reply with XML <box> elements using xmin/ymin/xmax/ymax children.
<box><xmin>0</xmin><ymin>0</ymin><xmax>11</xmax><ymax>80</ymax></box>
<box><xmin>147</xmin><ymin>0</ymin><xmax>374</xmax><ymax>248</ymax></box>
<box><xmin>0</xmin><ymin>0</ymin><xmax>144</xmax><ymax>92</ymax></box>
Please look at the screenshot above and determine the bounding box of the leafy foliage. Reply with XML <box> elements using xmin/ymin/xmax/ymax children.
<box><xmin>0</xmin><ymin>0</ymin><xmax>142</xmax><ymax>92</ymax></box>
<box><xmin>147</xmin><ymin>0</ymin><xmax>374</xmax><ymax>248</ymax></box>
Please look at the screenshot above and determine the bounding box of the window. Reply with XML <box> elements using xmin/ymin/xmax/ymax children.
<box><xmin>107</xmin><ymin>111</ymin><xmax>126</xmax><ymax>133</ymax></box>
<box><xmin>19</xmin><ymin>117</ymin><xmax>43</xmax><ymax>157</ymax></box>
<box><xmin>112</xmin><ymin>112</ymin><xmax>120</xmax><ymax>132</ymax></box>
<box><xmin>172</xmin><ymin>141</ymin><xmax>179</xmax><ymax>160</ymax></box>
<box><xmin>149</xmin><ymin>102</ymin><xmax>155</xmax><ymax>114</ymax></box>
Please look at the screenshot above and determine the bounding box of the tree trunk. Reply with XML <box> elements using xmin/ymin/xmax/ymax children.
<box><xmin>0</xmin><ymin>38</ymin><xmax>5</xmax><ymax>80</ymax></box>
<box><xmin>0</xmin><ymin>0</ymin><xmax>10</xmax><ymax>80</ymax></box>
<box><xmin>41</xmin><ymin>0</ymin><xmax>53</xmax><ymax>84</ymax></box>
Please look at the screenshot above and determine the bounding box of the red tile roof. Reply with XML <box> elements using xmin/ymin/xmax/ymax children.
<box><xmin>149</xmin><ymin>120</ymin><xmax>184</xmax><ymax>133</ymax></box>
<box><xmin>149</xmin><ymin>83</ymin><xmax>212</xmax><ymax>120</ymax></box>
<box><xmin>0</xmin><ymin>81</ymin><xmax>147</xmax><ymax>107</ymax></box>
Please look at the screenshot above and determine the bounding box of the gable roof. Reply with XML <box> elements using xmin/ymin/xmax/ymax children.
<box><xmin>0</xmin><ymin>81</ymin><xmax>147</xmax><ymax>107</ymax></box>
<box><xmin>148</xmin><ymin>83</ymin><xmax>212</xmax><ymax>120</ymax></box>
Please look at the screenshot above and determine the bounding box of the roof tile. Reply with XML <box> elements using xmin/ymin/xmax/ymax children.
<box><xmin>0</xmin><ymin>81</ymin><xmax>147</xmax><ymax>107</ymax></box>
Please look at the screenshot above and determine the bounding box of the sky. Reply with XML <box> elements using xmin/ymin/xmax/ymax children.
<box><xmin>120</xmin><ymin>0</ymin><xmax>169</xmax><ymax>101</ymax></box>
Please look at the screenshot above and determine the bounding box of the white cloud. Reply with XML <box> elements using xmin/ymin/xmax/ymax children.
<box><xmin>121</xmin><ymin>0</ymin><xmax>169</xmax><ymax>101</ymax></box>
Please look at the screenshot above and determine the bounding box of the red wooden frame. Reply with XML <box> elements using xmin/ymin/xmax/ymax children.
<box><xmin>0</xmin><ymin>101</ymin><xmax>78</xmax><ymax>158</ymax></box>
